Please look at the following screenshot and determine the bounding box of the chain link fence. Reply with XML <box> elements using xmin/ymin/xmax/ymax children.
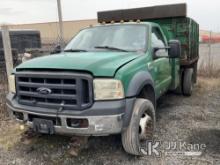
<box><xmin>199</xmin><ymin>43</ymin><xmax>220</xmax><ymax>77</ymax></box>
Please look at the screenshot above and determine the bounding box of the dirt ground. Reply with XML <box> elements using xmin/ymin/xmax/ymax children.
<box><xmin>0</xmin><ymin>77</ymin><xmax>219</xmax><ymax>165</ymax></box>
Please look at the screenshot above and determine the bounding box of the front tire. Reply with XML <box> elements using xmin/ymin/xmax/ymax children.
<box><xmin>121</xmin><ymin>99</ymin><xmax>156</xmax><ymax>155</ymax></box>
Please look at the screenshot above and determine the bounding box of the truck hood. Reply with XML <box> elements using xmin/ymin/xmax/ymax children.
<box><xmin>16</xmin><ymin>52</ymin><xmax>141</xmax><ymax>77</ymax></box>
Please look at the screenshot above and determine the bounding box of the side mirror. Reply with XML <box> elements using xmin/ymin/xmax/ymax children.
<box><xmin>152</xmin><ymin>47</ymin><xmax>169</xmax><ymax>59</ymax></box>
<box><xmin>153</xmin><ymin>47</ymin><xmax>160</xmax><ymax>56</ymax></box>
<box><xmin>51</xmin><ymin>45</ymin><xmax>61</xmax><ymax>54</ymax></box>
<box><xmin>153</xmin><ymin>47</ymin><xmax>162</xmax><ymax>59</ymax></box>
<box><xmin>168</xmin><ymin>40</ymin><xmax>181</xmax><ymax>58</ymax></box>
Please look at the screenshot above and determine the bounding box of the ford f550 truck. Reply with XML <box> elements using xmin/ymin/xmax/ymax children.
<box><xmin>6</xmin><ymin>4</ymin><xmax>199</xmax><ymax>155</ymax></box>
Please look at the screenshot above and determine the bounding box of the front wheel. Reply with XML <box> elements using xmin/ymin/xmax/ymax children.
<box><xmin>121</xmin><ymin>99</ymin><xmax>156</xmax><ymax>155</ymax></box>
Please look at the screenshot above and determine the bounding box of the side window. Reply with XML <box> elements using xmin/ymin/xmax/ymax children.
<box><xmin>152</xmin><ymin>27</ymin><xmax>166</xmax><ymax>48</ymax></box>
<box><xmin>151</xmin><ymin>27</ymin><xmax>168</xmax><ymax>56</ymax></box>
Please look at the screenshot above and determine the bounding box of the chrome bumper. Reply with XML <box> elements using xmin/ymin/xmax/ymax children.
<box><xmin>7</xmin><ymin>103</ymin><xmax>123</xmax><ymax>136</ymax></box>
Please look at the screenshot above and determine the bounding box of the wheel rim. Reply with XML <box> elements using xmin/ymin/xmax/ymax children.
<box><xmin>139</xmin><ymin>112</ymin><xmax>153</xmax><ymax>141</ymax></box>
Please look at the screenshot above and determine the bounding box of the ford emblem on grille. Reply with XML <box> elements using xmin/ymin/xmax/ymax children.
<box><xmin>36</xmin><ymin>87</ymin><xmax>52</xmax><ymax>95</ymax></box>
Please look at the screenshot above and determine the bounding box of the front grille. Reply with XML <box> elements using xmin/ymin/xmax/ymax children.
<box><xmin>15</xmin><ymin>71</ymin><xmax>93</xmax><ymax>110</ymax></box>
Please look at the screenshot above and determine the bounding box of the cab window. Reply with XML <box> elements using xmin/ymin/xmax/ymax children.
<box><xmin>151</xmin><ymin>27</ymin><xmax>168</xmax><ymax>56</ymax></box>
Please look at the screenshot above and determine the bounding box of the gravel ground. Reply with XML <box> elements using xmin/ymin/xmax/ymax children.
<box><xmin>0</xmin><ymin>77</ymin><xmax>220</xmax><ymax>165</ymax></box>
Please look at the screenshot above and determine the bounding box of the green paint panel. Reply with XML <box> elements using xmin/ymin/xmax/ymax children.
<box><xmin>16</xmin><ymin>52</ymin><xmax>141</xmax><ymax>77</ymax></box>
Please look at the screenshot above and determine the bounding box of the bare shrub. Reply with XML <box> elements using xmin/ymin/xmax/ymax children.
<box><xmin>198</xmin><ymin>60</ymin><xmax>220</xmax><ymax>78</ymax></box>
<box><xmin>0</xmin><ymin>68</ymin><xmax>9</xmax><ymax>120</ymax></box>
<box><xmin>197</xmin><ymin>77</ymin><xmax>220</xmax><ymax>92</ymax></box>
<box><xmin>198</xmin><ymin>43</ymin><xmax>220</xmax><ymax>78</ymax></box>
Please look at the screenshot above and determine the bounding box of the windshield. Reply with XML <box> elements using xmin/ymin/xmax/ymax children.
<box><xmin>65</xmin><ymin>25</ymin><xmax>148</xmax><ymax>52</ymax></box>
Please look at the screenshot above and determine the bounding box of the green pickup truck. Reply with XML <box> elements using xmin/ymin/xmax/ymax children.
<box><xmin>6</xmin><ymin>4</ymin><xmax>199</xmax><ymax>155</ymax></box>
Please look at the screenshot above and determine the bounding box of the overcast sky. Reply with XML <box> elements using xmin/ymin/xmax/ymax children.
<box><xmin>0</xmin><ymin>0</ymin><xmax>219</xmax><ymax>31</ymax></box>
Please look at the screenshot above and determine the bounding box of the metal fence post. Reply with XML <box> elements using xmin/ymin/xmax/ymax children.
<box><xmin>208</xmin><ymin>31</ymin><xmax>212</xmax><ymax>74</ymax></box>
<box><xmin>1</xmin><ymin>25</ymin><xmax>14</xmax><ymax>87</ymax></box>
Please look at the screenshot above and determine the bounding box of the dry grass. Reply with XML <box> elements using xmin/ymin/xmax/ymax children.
<box><xmin>198</xmin><ymin>58</ymin><xmax>220</xmax><ymax>78</ymax></box>
<box><xmin>0</xmin><ymin>120</ymin><xmax>26</xmax><ymax>150</ymax></box>
<box><xmin>0</xmin><ymin>85</ymin><xmax>9</xmax><ymax>120</ymax></box>
<box><xmin>197</xmin><ymin>77</ymin><xmax>220</xmax><ymax>91</ymax></box>
<box><xmin>0</xmin><ymin>74</ymin><xmax>9</xmax><ymax>120</ymax></box>
<box><xmin>0</xmin><ymin>92</ymin><xmax>9</xmax><ymax>120</ymax></box>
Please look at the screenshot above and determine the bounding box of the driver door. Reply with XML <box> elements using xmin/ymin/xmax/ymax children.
<box><xmin>150</xmin><ymin>27</ymin><xmax>172</xmax><ymax>97</ymax></box>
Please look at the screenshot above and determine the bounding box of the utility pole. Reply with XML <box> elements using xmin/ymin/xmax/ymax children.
<box><xmin>1</xmin><ymin>25</ymin><xmax>14</xmax><ymax>86</ymax></box>
<box><xmin>57</xmin><ymin>0</ymin><xmax>64</xmax><ymax>50</ymax></box>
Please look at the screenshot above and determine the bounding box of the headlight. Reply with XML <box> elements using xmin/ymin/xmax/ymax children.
<box><xmin>93</xmin><ymin>79</ymin><xmax>124</xmax><ymax>100</ymax></box>
<box><xmin>9</xmin><ymin>75</ymin><xmax>16</xmax><ymax>93</ymax></box>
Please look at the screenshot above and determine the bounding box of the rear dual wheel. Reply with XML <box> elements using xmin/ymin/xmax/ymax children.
<box><xmin>182</xmin><ymin>68</ymin><xmax>194</xmax><ymax>96</ymax></box>
<box><xmin>121</xmin><ymin>99</ymin><xmax>156</xmax><ymax>155</ymax></box>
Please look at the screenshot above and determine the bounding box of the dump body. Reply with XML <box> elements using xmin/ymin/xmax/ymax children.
<box><xmin>98</xmin><ymin>3</ymin><xmax>199</xmax><ymax>67</ymax></box>
<box><xmin>149</xmin><ymin>17</ymin><xmax>199</xmax><ymax>66</ymax></box>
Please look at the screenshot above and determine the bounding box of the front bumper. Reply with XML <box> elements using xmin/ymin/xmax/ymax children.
<box><xmin>6</xmin><ymin>93</ymin><xmax>135</xmax><ymax>136</ymax></box>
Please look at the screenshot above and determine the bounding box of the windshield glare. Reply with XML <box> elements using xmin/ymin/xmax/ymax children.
<box><xmin>65</xmin><ymin>25</ymin><xmax>147</xmax><ymax>52</ymax></box>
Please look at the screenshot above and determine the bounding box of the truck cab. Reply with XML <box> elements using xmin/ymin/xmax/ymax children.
<box><xmin>6</xmin><ymin>4</ymin><xmax>199</xmax><ymax>155</ymax></box>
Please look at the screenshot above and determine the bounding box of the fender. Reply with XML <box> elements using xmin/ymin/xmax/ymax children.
<box><xmin>123</xmin><ymin>71</ymin><xmax>156</xmax><ymax>128</ymax></box>
<box><xmin>126</xmin><ymin>71</ymin><xmax>155</xmax><ymax>97</ymax></box>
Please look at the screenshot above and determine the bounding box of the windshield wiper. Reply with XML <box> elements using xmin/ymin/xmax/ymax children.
<box><xmin>64</xmin><ymin>49</ymin><xmax>88</xmax><ymax>52</ymax></box>
<box><xmin>94</xmin><ymin>46</ymin><xmax>130</xmax><ymax>52</ymax></box>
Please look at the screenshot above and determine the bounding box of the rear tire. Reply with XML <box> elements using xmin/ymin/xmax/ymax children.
<box><xmin>193</xmin><ymin>62</ymin><xmax>198</xmax><ymax>84</ymax></box>
<box><xmin>121</xmin><ymin>99</ymin><xmax>156</xmax><ymax>155</ymax></box>
<box><xmin>183</xmin><ymin>68</ymin><xmax>193</xmax><ymax>96</ymax></box>
<box><xmin>174</xmin><ymin>70</ymin><xmax>183</xmax><ymax>95</ymax></box>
